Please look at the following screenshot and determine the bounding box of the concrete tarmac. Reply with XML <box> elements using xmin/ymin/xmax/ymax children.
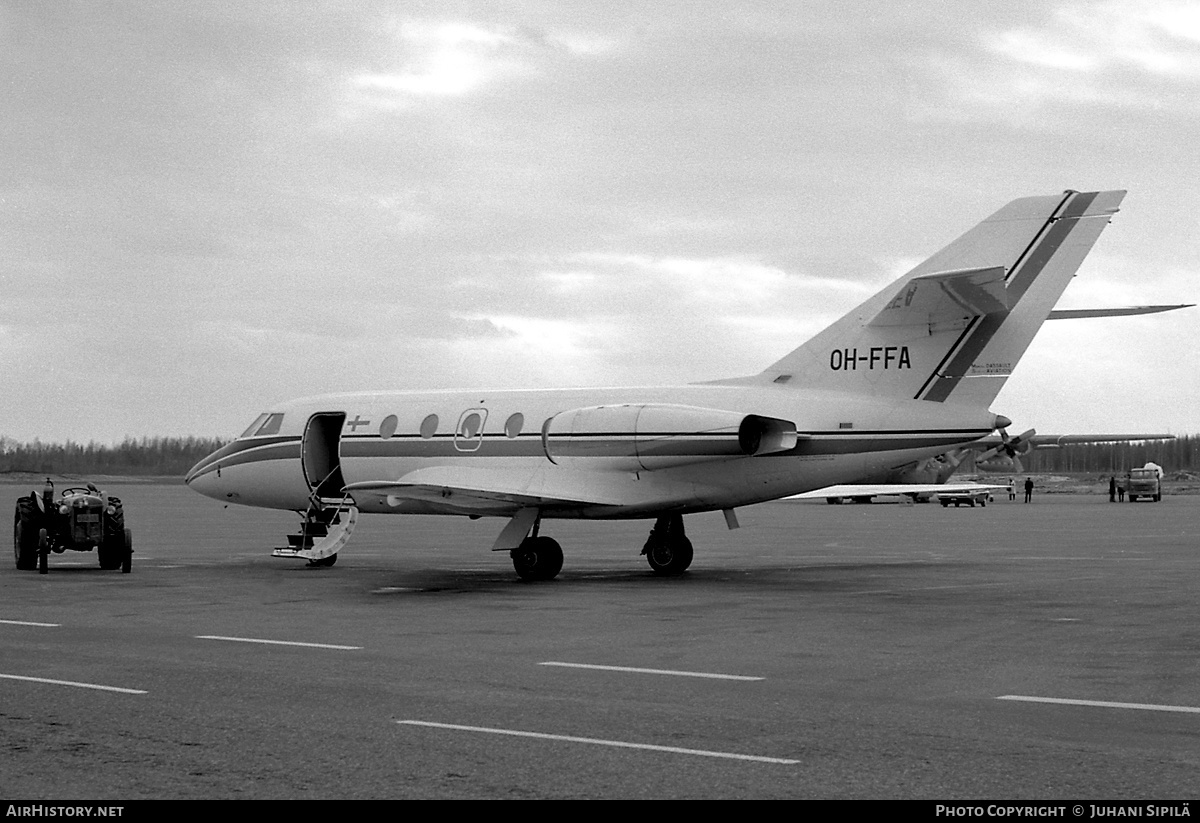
<box><xmin>2</xmin><ymin>483</ymin><xmax>1198</xmax><ymax>799</ymax></box>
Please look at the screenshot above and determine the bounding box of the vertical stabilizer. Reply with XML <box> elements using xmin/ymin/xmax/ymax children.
<box><xmin>744</xmin><ymin>190</ymin><xmax>1125</xmax><ymax>406</ymax></box>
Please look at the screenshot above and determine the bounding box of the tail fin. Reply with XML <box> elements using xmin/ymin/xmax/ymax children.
<box><xmin>743</xmin><ymin>189</ymin><xmax>1125</xmax><ymax>406</ymax></box>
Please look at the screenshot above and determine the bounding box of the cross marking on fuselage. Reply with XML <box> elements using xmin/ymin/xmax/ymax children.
<box><xmin>347</xmin><ymin>415</ymin><xmax>371</xmax><ymax>432</ymax></box>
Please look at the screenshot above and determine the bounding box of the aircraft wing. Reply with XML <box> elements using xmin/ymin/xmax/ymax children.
<box><xmin>788</xmin><ymin>482</ymin><xmax>1009</xmax><ymax>500</ymax></box>
<box><xmin>344</xmin><ymin>466</ymin><xmax>626</xmax><ymax>514</ymax></box>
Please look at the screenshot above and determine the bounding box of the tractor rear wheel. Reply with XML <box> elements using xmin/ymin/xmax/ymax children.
<box><xmin>13</xmin><ymin>497</ymin><xmax>40</xmax><ymax>571</ymax></box>
<box><xmin>99</xmin><ymin>502</ymin><xmax>127</xmax><ymax>570</ymax></box>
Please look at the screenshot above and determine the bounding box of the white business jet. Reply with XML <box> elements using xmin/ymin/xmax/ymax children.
<box><xmin>187</xmin><ymin>189</ymin><xmax>1125</xmax><ymax>579</ymax></box>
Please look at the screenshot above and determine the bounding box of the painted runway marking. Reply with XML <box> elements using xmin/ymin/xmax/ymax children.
<box><xmin>0</xmin><ymin>619</ymin><xmax>60</xmax><ymax>627</ymax></box>
<box><xmin>998</xmin><ymin>695</ymin><xmax>1200</xmax><ymax>714</ymax></box>
<box><xmin>196</xmin><ymin>635</ymin><xmax>362</xmax><ymax>650</ymax></box>
<box><xmin>851</xmin><ymin>582</ymin><xmax>1009</xmax><ymax>595</ymax></box>
<box><xmin>541</xmin><ymin>661</ymin><xmax>764</xmax><ymax>681</ymax></box>
<box><xmin>397</xmin><ymin>720</ymin><xmax>798</xmax><ymax>764</ymax></box>
<box><xmin>0</xmin><ymin>673</ymin><xmax>146</xmax><ymax>694</ymax></box>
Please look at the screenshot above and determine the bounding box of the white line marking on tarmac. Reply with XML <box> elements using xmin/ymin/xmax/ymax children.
<box><xmin>540</xmin><ymin>661</ymin><xmax>763</xmax><ymax>681</ymax></box>
<box><xmin>998</xmin><ymin>695</ymin><xmax>1200</xmax><ymax>714</ymax></box>
<box><xmin>850</xmin><ymin>582</ymin><xmax>1009</xmax><ymax>595</ymax></box>
<box><xmin>0</xmin><ymin>619</ymin><xmax>59</xmax><ymax>627</ymax></box>
<box><xmin>397</xmin><ymin>720</ymin><xmax>798</xmax><ymax>764</ymax></box>
<box><xmin>0</xmin><ymin>673</ymin><xmax>146</xmax><ymax>694</ymax></box>
<box><xmin>196</xmin><ymin>635</ymin><xmax>362</xmax><ymax>650</ymax></box>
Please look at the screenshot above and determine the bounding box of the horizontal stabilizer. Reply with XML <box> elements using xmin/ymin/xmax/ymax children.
<box><xmin>1048</xmin><ymin>304</ymin><xmax>1194</xmax><ymax>320</ymax></box>
<box><xmin>869</xmin><ymin>266</ymin><xmax>1008</xmax><ymax>330</ymax></box>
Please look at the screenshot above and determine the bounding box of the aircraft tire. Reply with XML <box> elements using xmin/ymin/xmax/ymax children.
<box><xmin>645</xmin><ymin>536</ymin><xmax>693</xmax><ymax>576</ymax></box>
<box><xmin>14</xmin><ymin>498</ymin><xmax>40</xmax><ymax>571</ymax></box>
<box><xmin>511</xmin><ymin>536</ymin><xmax>563</xmax><ymax>581</ymax></box>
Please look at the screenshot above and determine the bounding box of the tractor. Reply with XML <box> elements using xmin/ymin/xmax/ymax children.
<box><xmin>13</xmin><ymin>479</ymin><xmax>132</xmax><ymax>574</ymax></box>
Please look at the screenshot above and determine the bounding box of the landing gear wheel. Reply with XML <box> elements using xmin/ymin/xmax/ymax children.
<box><xmin>306</xmin><ymin>553</ymin><xmax>338</xmax><ymax>568</ymax></box>
<box><xmin>38</xmin><ymin>528</ymin><xmax>48</xmax><ymax>575</ymax></box>
<box><xmin>645</xmin><ymin>535</ymin><xmax>693</xmax><ymax>575</ymax></box>
<box><xmin>14</xmin><ymin>498</ymin><xmax>40</xmax><ymax>571</ymax></box>
<box><xmin>642</xmin><ymin>515</ymin><xmax>693</xmax><ymax>576</ymax></box>
<box><xmin>511</xmin><ymin>536</ymin><xmax>563</xmax><ymax>581</ymax></box>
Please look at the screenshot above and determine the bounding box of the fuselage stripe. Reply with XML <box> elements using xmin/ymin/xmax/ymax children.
<box><xmin>187</xmin><ymin>428</ymin><xmax>994</xmax><ymax>480</ymax></box>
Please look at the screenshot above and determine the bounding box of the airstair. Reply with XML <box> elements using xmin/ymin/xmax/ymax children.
<box><xmin>272</xmin><ymin>491</ymin><xmax>358</xmax><ymax>566</ymax></box>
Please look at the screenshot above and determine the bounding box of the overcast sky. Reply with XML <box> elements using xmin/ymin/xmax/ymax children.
<box><xmin>2</xmin><ymin>1</ymin><xmax>1197</xmax><ymax>445</ymax></box>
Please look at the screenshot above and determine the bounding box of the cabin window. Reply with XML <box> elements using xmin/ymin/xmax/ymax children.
<box><xmin>379</xmin><ymin>415</ymin><xmax>398</xmax><ymax>439</ymax></box>
<box><xmin>504</xmin><ymin>413</ymin><xmax>524</xmax><ymax>438</ymax></box>
<box><xmin>459</xmin><ymin>412</ymin><xmax>483</xmax><ymax>439</ymax></box>
<box><xmin>419</xmin><ymin>414</ymin><xmax>438</xmax><ymax>439</ymax></box>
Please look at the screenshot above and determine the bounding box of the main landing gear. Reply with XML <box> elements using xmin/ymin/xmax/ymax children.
<box><xmin>641</xmin><ymin>514</ymin><xmax>693</xmax><ymax>576</ymax></box>
<box><xmin>510</xmin><ymin>532</ymin><xmax>564</xmax><ymax>582</ymax></box>
<box><xmin>507</xmin><ymin>513</ymin><xmax>694</xmax><ymax>581</ymax></box>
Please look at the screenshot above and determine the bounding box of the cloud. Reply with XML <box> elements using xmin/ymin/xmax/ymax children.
<box><xmin>345</xmin><ymin>17</ymin><xmax>618</xmax><ymax>114</ymax></box>
<box><xmin>914</xmin><ymin>0</ymin><xmax>1200</xmax><ymax>124</ymax></box>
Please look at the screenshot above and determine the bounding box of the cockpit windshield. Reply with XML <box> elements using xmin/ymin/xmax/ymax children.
<box><xmin>241</xmin><ymin>412</ymin><xmax>284</xmax><ymax>437</ymax></box>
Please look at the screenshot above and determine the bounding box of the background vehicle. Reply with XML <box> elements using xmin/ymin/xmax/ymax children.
<box><xmin>1126</xmin><ymin>463</ymin><xmax>1163</xmax><ymax>502</ymax></box>
<box><xmin>13</xmin><ymin>479</ymin><xmax>132</xmax><ymax>574</ymax></box>
<box><xmin>936</xmin><ymin>489</ymin><xmax>992</xmax><ymax>507</ymax></box>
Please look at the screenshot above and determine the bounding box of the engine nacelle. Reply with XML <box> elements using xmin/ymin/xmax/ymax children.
<box><xmin>541</xmin><ymin>403</ymin><xmax>798</xmax><ymax>470</ymax></box>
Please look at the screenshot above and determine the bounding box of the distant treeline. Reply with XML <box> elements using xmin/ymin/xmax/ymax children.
<box><xmin>0</xmin><ymin>436</ymin><xmax>228</xmax><ymax>478</ymax></box>
<box><xmin>1015</xmin><ymin>435</ymin><xmax>1199</xmax><ymax>475</ymax></box>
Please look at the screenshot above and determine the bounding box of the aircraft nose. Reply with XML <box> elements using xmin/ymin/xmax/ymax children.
<box><xmin>185</xmin><ymin>441</ymin><xmax>237</xmax><ymax>501</ymax></box>
<box><xmin>185</xmin><ymin>461</ymin><xmax>221</xmax><ymax>500</ymax></box>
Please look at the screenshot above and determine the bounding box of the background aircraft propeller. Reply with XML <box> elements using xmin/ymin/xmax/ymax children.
<box><xmin>976</xmin><ymin>428</ymin><xmax>1037</xmax><ymax>472</ymax></box>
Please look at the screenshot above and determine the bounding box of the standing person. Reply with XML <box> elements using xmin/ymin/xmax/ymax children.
<box><xmin>1008</xmin><ymin>478</ymin><xmax>1016</xmax><ymax>501</ymax></box>
<box><xmin>1024</xmin><ymin>477</ymin><xmax>1034</xmax><ymax>503</ymax></box>
<box><xmin>1109</xmin><ymin>475</ymin><xmax>1117</xmax><ymax>502</ymax></box>
<box><xmin>1118</xmin><ymin>475</ymin><xmax>1126</xmax><ymax>502</ymax></box>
